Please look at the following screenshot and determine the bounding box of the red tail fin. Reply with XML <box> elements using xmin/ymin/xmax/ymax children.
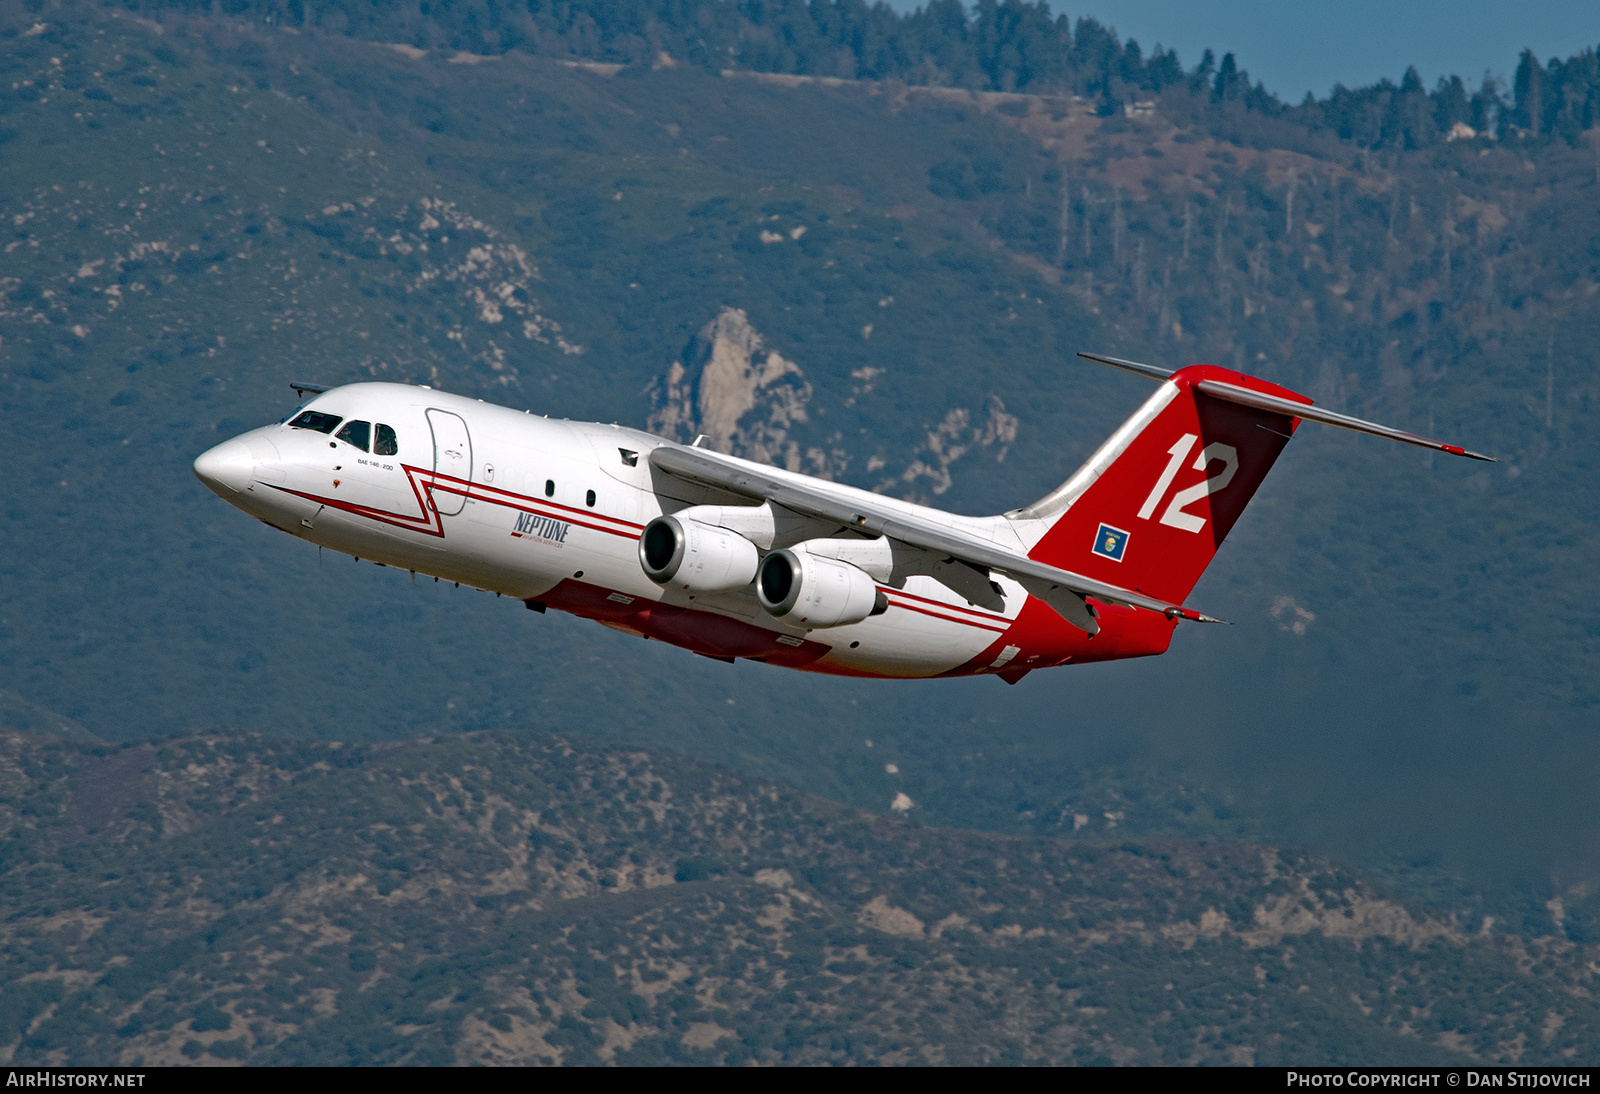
<box><xmin>1021</xmin><ymin>365</ymin><xmax>1309</xmax><ymax>606</ymax></box>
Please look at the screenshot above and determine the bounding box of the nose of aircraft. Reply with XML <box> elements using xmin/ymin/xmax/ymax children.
<box><xmin>193</xmin><ymin>438</ymin><xmax>253</xmax><ymax>497</ymax></box>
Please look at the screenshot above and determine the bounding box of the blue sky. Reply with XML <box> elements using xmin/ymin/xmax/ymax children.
<box><xmin>885</xmin><ymin>1</ymin><xmax>1598</xmax><ymax>101</ymax></box>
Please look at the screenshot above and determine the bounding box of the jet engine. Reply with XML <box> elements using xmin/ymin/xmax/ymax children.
<box><xmin>757</xmin><ymin>548</ymin><xmax>889</xmax><ymax>628</ymax></box>
<box><xmin>638</xmin><ymin>515</ymin><xmax>759</xmax><ymax>594</ymax></box>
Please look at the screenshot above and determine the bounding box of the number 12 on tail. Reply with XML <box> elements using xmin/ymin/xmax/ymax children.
<box><xmin>1137</xmin><ymin>434</ymin><xmax>1238</xmax><ymax>534</ymax></box>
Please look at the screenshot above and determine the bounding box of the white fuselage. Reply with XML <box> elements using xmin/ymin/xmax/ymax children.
<box><xmin>190</xmin><ymin>382</ymin><xmax>1049</xmax><ymax>674</ymax></box>
<box><xmin>195</xmin><ymin>383</ymin><xmax>1097</xmax><ymax>680</ymax></box>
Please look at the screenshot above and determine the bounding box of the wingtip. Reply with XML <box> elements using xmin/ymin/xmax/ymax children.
<box><xmin>1441</xmin><ymin>444</ymin><xmax>1498</xmax><ymax>462</ymax></box>
<box><xmin>1166</xmin><ymin>607</ymin><xmax>1230</xmax><ymax>625</ymax></box>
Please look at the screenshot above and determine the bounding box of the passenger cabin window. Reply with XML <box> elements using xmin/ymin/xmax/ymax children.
<box><xmin>289</xmin><ymin>410</ymin><xmax>342</xmax><ymax>434</ymax></box>
<box><xmin>335</xmin><ymin>420</ymin><xmax>371</xmax><ymax>451</ymax></box>
<box><xmin>545</xmin><ymin>479</ymin><xmax>555</xmax><ymax>497</ymax></box>
<box><xmin>374</xmin><ymin>424</ymin><xmax>398</xmax><ymax>456</ymax></box>
<box><xmin>585</xmin><ymin>489</ymin><xmax>596</xmax><ymax>507</ymax></box>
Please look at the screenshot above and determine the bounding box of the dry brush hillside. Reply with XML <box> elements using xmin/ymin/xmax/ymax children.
<box><xmin>2</xmin><ymin>730</ymin><xmax>1597</xmax><ymax>1065</ymax></box>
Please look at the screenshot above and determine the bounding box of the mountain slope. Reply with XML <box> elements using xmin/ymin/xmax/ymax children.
<box><xmin>3</xmin><ymin>729</ymin><xmax>1596</xmax><ymax>1066</ymax></box>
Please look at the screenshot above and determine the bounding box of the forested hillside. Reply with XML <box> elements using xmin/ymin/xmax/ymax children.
<box><xmin>1</xmin><ymin>0</ymin><xmax>1599</xmax><ymax>969</ymax></box>
<box><xmin>4</xmin><ymin>730</ymin><xmax>1598</xmax><ymax>1065</ymax></box>
<box><xmin>117</xmin><ymin>0</ymin><xmax>1600</xmax><ymax>147</ymax></box>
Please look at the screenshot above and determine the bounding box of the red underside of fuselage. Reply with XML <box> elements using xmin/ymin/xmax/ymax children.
<box><xmin>536</xmin><ymin>579</ymin><xmax>835</xmax><ymax>668</ymax></box>
<box><xmin>535</xmin><ymin>578</ymin><xmax>1177</xmax><ymax>682</ymax></box>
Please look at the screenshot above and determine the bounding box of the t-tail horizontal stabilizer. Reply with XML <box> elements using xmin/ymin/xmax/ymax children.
<box><xmin>1077</xmin><ymin>352</ymin><xmax>1495</xmax><ymax>462</ymax></box>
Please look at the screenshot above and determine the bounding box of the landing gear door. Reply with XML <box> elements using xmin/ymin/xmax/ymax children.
<box><xmin>426</xmin><ymin>408</ymin><xmax>473</xmax><ymax>516</ymax></box>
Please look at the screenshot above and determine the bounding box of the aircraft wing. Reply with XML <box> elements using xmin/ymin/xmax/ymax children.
<box><xmin>650</xmin><ymin>444</ymin><xmax>1222</xmax><ymax>635</ymax></box>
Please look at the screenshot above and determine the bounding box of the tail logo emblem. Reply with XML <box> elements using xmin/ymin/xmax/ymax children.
<box><xmin>1092</xmin><ymin>523</ymin><xmax>1130</xmax><ymax>562</ymax></box>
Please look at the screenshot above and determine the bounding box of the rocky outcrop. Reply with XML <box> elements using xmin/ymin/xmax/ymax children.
<box><xmin>648</xmin><ymin>307</ymin><xmax>813</xmax><ymax>467</ymax></box>
<box><xmin>649</xmin><ymin>307</ymin><xmax>1019</xmax><ymax>498</ymax></box>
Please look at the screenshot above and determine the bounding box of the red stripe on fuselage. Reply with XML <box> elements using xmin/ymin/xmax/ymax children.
<box><xmin>268</xmin><ymin>464</ymin><xmax>644</xmax><ymax>542</ymax></box>
<box><xmin>426</xmin><ymin>469</ymin><xmax>644</xmax><ymax>532</ymax></box>
<box><xmin>882</xmin><ymin>595</ymin><xmax>1010</xmax><ymax>634</ymax></box>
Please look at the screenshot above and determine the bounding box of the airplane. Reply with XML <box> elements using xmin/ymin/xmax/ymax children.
<box><xmin>193</xmin><ymin>352</ymin><xmax>1491</xmax><ymax>685</ymax></box>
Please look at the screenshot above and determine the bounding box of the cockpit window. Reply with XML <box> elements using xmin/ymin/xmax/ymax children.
<box><xmin>373</xmin><ymin>424</ymin><xmax>399</xmax><ymax>457</ymax></box>
<box><xmin>289</xmin><ymin>410</ymin><xmax>342</xmax><ymax>434</ymax></box>
<box><xmin>335</xmin><ymin>420</ymin><xmax>371</xmax><ymax>451</ymax></box>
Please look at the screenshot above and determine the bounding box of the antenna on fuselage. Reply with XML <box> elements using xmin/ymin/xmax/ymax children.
<box><xmin>290</xmin><ymin>381</ymin><xmax>330</xmax><ymax>399</ymax></box>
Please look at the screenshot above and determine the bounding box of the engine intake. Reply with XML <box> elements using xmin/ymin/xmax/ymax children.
<box><xmin>639</xmin><ymin>515</ymin><xmax>759</xmax><ymax>594</ymax></box>
<box><xmin>757</xmin><ymin>549</ymin><xmax>889</xmax><ymax>628</ymax></box>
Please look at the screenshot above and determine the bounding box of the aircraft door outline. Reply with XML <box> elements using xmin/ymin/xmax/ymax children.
<box><xmin>427</xmin><ymin>408</ymin><xmax>473</xmax><ymax>516</ymax></box>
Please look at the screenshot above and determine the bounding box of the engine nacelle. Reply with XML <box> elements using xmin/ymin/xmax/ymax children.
<box><xmin>639</xmin><ymin>515</ymin><xmax>759</xmax><ymax>593</ymax></box>
<box><xmin>757</xmin><ymin>549</ymin><xmax>888</xmax><ymax>628</ymax></box>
